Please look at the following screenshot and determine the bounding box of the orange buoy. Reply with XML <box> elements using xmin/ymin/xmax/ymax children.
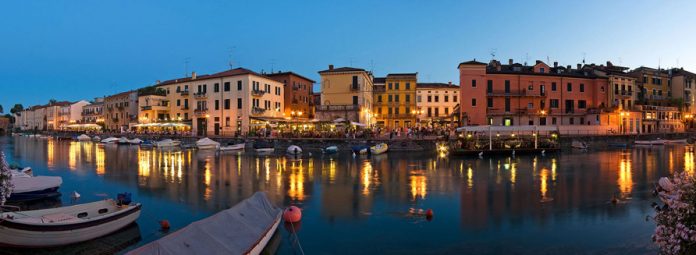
<box><xmin>160</xmin><ymin>220</ymin><xmax>171</xmax><ymax>230</ymax></box>
<box><xmin>283</xmin><ymin>206</ymin><xmax>302</xmax><ymax>223</ymax></box>
<box><xmin>425</xmin><ymin>209</ymin><xmax>433</xmax><ymax>220</ymax></box>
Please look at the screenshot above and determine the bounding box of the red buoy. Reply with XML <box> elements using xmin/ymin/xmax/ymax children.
<box><xmin>283</xmin><ymin>206</ymin><xmax>302</xmax><ymax>223</ymax></box>
<box><xmin>160</xmin><ymin>220</ymin><xmax>171</xmax><ymax>230</ymax></box>
<box><xmin>425</xmin><ymin>209</ymin><xmax>433</xmax><ymax>219</ymax></box>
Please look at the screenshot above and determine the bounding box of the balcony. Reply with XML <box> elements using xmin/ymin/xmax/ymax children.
<box><xmin>179</xmin><ymin>90</ymin><xmax>190</xmax><ymax>96</ymax></box>
<box><xmin>194</xmin><ymin>108</ymin><xmax>209</xmax><ymax>116</ymax></box>
<box><xmin>316</xmin><ymin>105</ymin><xmax>360</xmax><ymax>111</ymax></box>
<box><xmin>350</xmin><ymin>84</ymin><xmax>360</xmax><ymax>91</ymax></box>
<box><xmin>111</xmin><ymin>118</ymin><xmax>119</xmax><ymax>123</ymax></box>
<box><xmin>251</xmin><ymin>89</ymin><xmax>267</xmax><ymax>97</ymax></box>
<box><xmin>251</xmin><ymin>107</ymin><xmax>266</xmax><ymax>115</ymax></box>
<box><xmin>487</xmin><ymin>90</ymin><xmax>546</xmax><ymax>97</ymax></box>
<box><xmin>383</xmin><ymin>114</ymin><xmax>415</xmax><ymax>119</ymax></box>
<box><xmin>193</xmin><ymin>92</ymin><xmax>207</xmax><ymax>99</ymax></box>
<box><xmin>141</xmin><ymin>105</ymin><xmax>169</xmax><ymax>111</ymax></box>
<box><xmin>181</xmin><ymin>106</ymin><xmax>190</xmax><ymax>110</ymax></box>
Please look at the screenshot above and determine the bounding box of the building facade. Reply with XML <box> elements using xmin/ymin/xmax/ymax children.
<box><xmin>58</xmin><ymin>100</ymin><xmax>90</xmax><ymax>129</ymax></box>
<box><xmin>629</xmin><ymin>67</ymin><xmax>671</xmax><ymax>105</ymax></box>
<box><xmin>459</xmin><ymin>59</ymin><xmax>609</xmax><ymax>126</ymax></box>
<box><xmin>103</xmin><ymin>91</ymin><xmax>138</xmax><ymax>132</ymax></box>
<box><xmin>669</xmin><ymin>68</ymin><xmax>696</xmax><ymax>115</ymax></box>
<box><xmin>416</xmin><ymin>82</ymin><xmax>460</xmax><ymax>126</ymax></box>
<box><xmin>316</xmin><ymin>65</ymin><xmax>374</xmax><ymax>124</ymax></box>
<box><xmin>137</xmin><ymin>93</ymin><xmax>170</xmax><ymax>123</ymax></box>
<box><xmin>588</xmin><ymin>62</ymin><xmax>637</xmax><ymax>111</ymax></box>
<box><xmin>372</xmin><ymin>73</ymin><xmax>417</xmax><ymax>128</ymax></box>
<box><xmin>265</xmin><ymin>72</ymin><xmax>315</xmax><ymax>120</ymax></box>
<box><xmin>155</xmin><ymin>68</ymin><xmax>285</xmax><ymax>136</ymax></box>
<box><xmin>82</xmin><ymin>98</ymin><xmax>104</xmax><ymax>124</ymax></box>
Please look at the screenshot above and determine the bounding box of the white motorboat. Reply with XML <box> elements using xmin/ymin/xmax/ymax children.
<box><xmin>0</xmin><ymin>198</ymin><xmax>141</xmax><ymax>247</ymax></box>
<box><xmin>155</xmin><ymin>139</ymin><xmax>181</xmax><ymax>148</ymax></box>
<box><xmin>117</xmin><ymin>137</ymin><xmax>130</xmax><ymax>145</ymax></box>
<box><xmin>219</xmin><ymin>143</ymin><xmax>245</xmax><ymax>151</ymax></box>
<box><xmin>195</xmin><ymin>138</ymin><xmax>220</xmax><ymax>150</ymax></box>
<box><xmin>9</xmin><ymin>167</ymin><xmax>32</xmax><ymax>178</ymax></box>
<box><xmin>664</xmin><ymin>139</ymin><xmax>688</xmax><ymax>144</ymax></box>
<box><xmin>76</xmin><ymin>134</ymin><xmax>91</xmax><ymax>141</ymax></box>
<box><xmin>100</xmin><ymin>137</ymin><xmax>119</xmax><ymax>144</ymax></box>
<box><xmin>92</xmin><ymin>136</ymin><xmax>101</xmax><ymax>142</ymax></box>
<box><xmin>255</xmin><ymin>148</ymin><xmax>275</xmax><ymax>154</ymax></box>
<box><xmin>9</xmin><ymin>175</ymin><xmax>63</xmax><ymax>202</ymax></box>
<box><xmin>571</xmin><ymin>140</ymin><xmax>588</xmax><ymax>149</ymax></box>
<box><xmin>254</xmin><ymin>141</ymin><xmax>274</xmax><ymax>154</ymax></box>
<box><xmin>286</xmin><ymin>145</ymin><xmax>302</xmax><ymax>155</ymax></box>
<box><xmin>323</xmin><ymin>146</ymin><xmax>338</xmax><ymax>154</ymax></box>
<box><xmin>370</xmin><ymin>143</ymin><xmax>389</xmax><ymax>155</ymax></box>
<box><xmin>128</xmin><ymin>138</ymin><xmax>143</xmax><ymax>145</ymax></box>
<box><xmin>635</xmin><ymin>139</ymin><xmax>665</xmax><ymax>145</ymax></box>
<box><xmin>127</xmin><ymin>192</ymin><xmax>279</xmax><ymax>255</ymax></box>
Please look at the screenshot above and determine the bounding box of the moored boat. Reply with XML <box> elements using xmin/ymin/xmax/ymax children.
<box><xmin>351</xmin><ymin>145</ymin><xmax>369</xmax><ymax>154</ymax></box>
<box><xmin>128</xmin><ymin>138</ymin><xmax>143</xmax><ymax>145</ymax></box>
<box><xmin>571</xmin><ymin>140</ymin><xmax>588</xmax><ymax>149</ymax></box>
<box><xmin>100</xmin><ymin>137</ymin><xmax>119</xmax><ymax>144</ymax></box>
<box><xmin>117</xmin><ymin>137</ymin><xmax>130</xmax><ymax>145</ymax></box>
<box><xmin>254</xmin><ymin>141</ymin><xmax>274</xmax><ymax>154</ymax></box>
<box><xmin>220</xmin><ymin>143</ymin><xmax>245</xmax><ymax>151</ymax></box>
<box><xmin>195</xmin><ymin>138</ymin><xmax>220</xmax><ymax>150</ymax></box>
<box><xmin>155</xmin><ymin>139</ymin><xmax>181</xmax><ymax>148</ymax></box>
<box><xmin>286</xmin><ymin>145</ymin><xmax>302</xmax><ymax>155</ymax></box>
<box><xmin>76</xmin><ymin>134</ymin><xmax>91</xmax><ymax>141</ymax></box>
<box><xmin>9</xmin><ymin>175</ymin><xmax>63</xmax><ymax>202</ymax></box>
<box><xmin>635</xmin><ymin>139</ymin><xmax>665</xmax><ymax>145</ymax></box>
<box><xmin>126</xmin><ymin>192</ymin><xmax>279</xmax><ymax>255</ymax></box>
<box><xmin>370</xmin><ymin>143</ymin><xmax>389</xmax><ymax>155</ymax></box>
<box><xmin>92</xmin><ymin>136</ymin><xmax>101</xmax><ymax>142</ymax></box>
<box><xmin>322</xmin><ymin>145</ymin><xmax>338</xmax><ymax>154</ymax></box>
<box><xmin>139</xmin><ymin>140</ymin><xmax>154</xmax><ymax>149</ymax></box>
<box><xmin>664</xmin><ymin>139</ymin><xmax>688</xmax><ymax>144</ymax></box>
<box><xmin>0</xmin><ymin>197</ymin><xmax>141</xmax><ymax>247</ymax></box>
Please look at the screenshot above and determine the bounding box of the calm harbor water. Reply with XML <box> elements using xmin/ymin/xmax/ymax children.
<box><xmin>1</xmin><ymin>136</ymin><xmax>690</xmax><ymax>254</ymax></box>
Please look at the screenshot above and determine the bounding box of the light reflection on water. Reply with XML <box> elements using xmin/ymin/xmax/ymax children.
<box><xmin>4</xmin><ymin>137</ymin><xmax>695</xmax><ymax>254</ymax></box>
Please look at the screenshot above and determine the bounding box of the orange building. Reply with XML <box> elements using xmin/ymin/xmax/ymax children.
<box><xmin>459</xmin><ymin>59</ymin><xmax>609</xmax><ymax>126</ymax></box>
<box><xmin>265</xmin><ymin>71</ymin><xmax>315</xmax><ymax>119</ymax></box>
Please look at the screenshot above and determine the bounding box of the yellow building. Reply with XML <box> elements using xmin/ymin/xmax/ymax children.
<box><xmin>373</xmin><ymin>73</ymin><xmax>417</xmax><ymax>128</ymax></box>
<box><xmin>316</xmin><ymin>65</ymin><xmax>375</xmax><ymax>125</ymax></box>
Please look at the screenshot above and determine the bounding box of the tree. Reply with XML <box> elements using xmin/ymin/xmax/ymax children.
<box><xmin>0</xmin><ymin>152</ymin><xmax>14</xmax><ymax>205</ymax></box>
<box><xmin>48</xmin><ymin>99</ymin><xmax>57</xmax><ymax>105</ymax></box>
<box><xmin>9</xmin><ymin>104</ymin><xmax>23</xmax><ymax>114</ymax></box>
<box><xmin>0</xmin><ymin>104</ymin><xmax>3</xmax><ymax>114</ymax></box>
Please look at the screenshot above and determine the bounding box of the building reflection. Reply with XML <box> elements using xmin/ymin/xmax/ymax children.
<box><xmin>618</xmin><ymin>154</ymin><xmax>633</xmax><ymax>197</ymax></box>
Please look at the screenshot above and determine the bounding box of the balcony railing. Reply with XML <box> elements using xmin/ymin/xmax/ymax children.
<box><xmin>316</xmin><ymin>105</ymin><xmax>360</xmax><ymax>111</ymax></box>
<box><xmin>487</xmin><ymin>90</ymin><xmax>546</xmax><ymax>97</ymax></box>
<box><xmin>252</xmin><ymin>89</ymin><xmax>267</xmax><ymax>97</ymax></box>
<box><xmin>350</xmin><ymin>84</ymin><xmax>360</xmax><ymax>91</ymax></box>
<box><xmin>194</xmin><ymin>108</ymin><xmax>209</xmax><ymax>115</ymax></box>
<box><xmin>251</xmin><ymin>107</ymin><xmax>266</xmax><ymax>115</ymax></box>
<box><xmin>141</xmin><ymin>106</ymin><xmax>152</xmax><ymax>111</ymax></box>
<box><xmin>181</xmin><ymin>106</ymin><xmax>190</xmax><ymax>110</ymax></box>
<box><xmin>179</xmin><ymin>90</ymin><xmax>189</xmax><ymax>96</ymax></box>
<box><xmin>194</xmin><ymin>92</ymin><xmax>207</xmax><ymax>99</ymax></box>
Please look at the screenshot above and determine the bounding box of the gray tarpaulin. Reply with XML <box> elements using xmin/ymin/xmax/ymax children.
<box><xmin>128</xmin><ymin>192</ymin><xmax>281</xmax><ymax>255</ymax></box>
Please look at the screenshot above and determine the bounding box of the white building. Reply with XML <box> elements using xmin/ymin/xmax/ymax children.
<box><xmin>416</xmin><ymin>82</ymin><xmax>460</xmax><ymax>125</ymax></box>
<box><xmin>155</xmin><ymin>68</ymin><xmax>285</xmax><ymax>136</ymax></box>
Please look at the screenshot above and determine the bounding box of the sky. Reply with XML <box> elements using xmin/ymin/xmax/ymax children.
<box><xmin>1</xmin><ymin>0</ymin><xmax>695</xmax><ymax>110</ymax></box>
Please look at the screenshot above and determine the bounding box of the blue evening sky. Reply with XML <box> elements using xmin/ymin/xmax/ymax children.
<box><xmin>1</xmin><ymin>0</ymin><xmax>695</xmax><ymax>109</ymax></box>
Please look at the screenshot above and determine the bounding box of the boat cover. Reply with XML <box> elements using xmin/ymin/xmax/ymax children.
<box><xmin>128</xmin><ymin>192</ymin><xmax>281</xmax><ymax>255</ymax></box>
<box><xmin>77</xmin><ymin>134</ymin><xmax>91</xmax><ymax>141</ymax></box>
<box><xmin>12</xmin><ymin>176</ymin><xmax>62</xmax><ymax>193</ymax></box>
<box><xmin>195</xmin><ymin>138</ymin><xmax>220</xmax><ymax>147</ymax></box>
<box><xmin>129</xmin><ymin>138</ymin><xmax>143</xmax><ymax>144</ymax></box>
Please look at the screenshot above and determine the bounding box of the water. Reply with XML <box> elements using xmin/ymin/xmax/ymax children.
<box><xmin>2</xmin><ymin>136</ymin><xmax>691</xmax><ymax>254</ymax></box>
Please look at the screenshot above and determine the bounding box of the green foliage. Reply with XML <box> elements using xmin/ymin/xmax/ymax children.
<box><xmin>138</xmin><ymin>86</ymin><xmax>167</xmax><ymax>96</ymax></box>
<box><xmin>10</xmin><ymin>104</ymin><xmax>23</xmax><ymax>114</ymax></box>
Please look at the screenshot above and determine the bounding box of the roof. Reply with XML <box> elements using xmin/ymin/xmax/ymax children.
<box><xmin>318</xmin><ymin>67</ymin><xmax>366</xmax><ymax>74</ymax></box>
<box><xmin>457</xmin><ymin>60</ymin><xmax>488</xmax><ymax>68</ymax></box>
<box><xmin>263</xmin><ymin>71</ymin><xmax>316</xmax><ymax>83</ymax></box>
<box><xmin>373</xmin><ymin>77</ymin><xmax>386</xmax><ymax>84</ymax></box>
<box><xmin>156</xmin><ymin>68</ymin><xmax>270</xmax><ymax>87</ymax></box>
<box><xmin>417</xmin><ymin>83</ymin><xmax>459</xmax><ymax>89</ymax></box>
<box><xmin>105</xmin><ymin>90</ymin><xmax>136</xmax><ymax>99</ymax></box>
<box><xmin>670</xmin><ymin>68</ymin><xmax>696</xmax><ymax>77</ymax></box>
<box><xmin>386</xmin><ymin>72</ymin><xmax>418</xmax><ymax>78</ymax></box>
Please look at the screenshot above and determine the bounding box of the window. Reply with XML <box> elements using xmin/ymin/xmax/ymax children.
<box><xmin>615</xmin><ymin>84</ymin><xmax>619</xmax><ymax>94</ymax></box>
<box><xmin>570</xmin><ymin>117</ymin><xmax>575</xmax><ymax>125</ymax></box>
<box><xmin>215</xmin><ymin>100</ymin><xmax>219</xmax><ymax>110</ymax></box>
<box><xmin>471</xmin><ymin>79</ymin><xmax>477</xmax><ymax>87</ymax></box>
<box><xmin>388</xmin><ymin>95</ymin><xmax>393</xmax><ymax>102</ymax></box>
<box><xmin>551</xmin><ymin>82</ymin><xmax>557</xmax><ymax>91</ymax></box>
<box><xmin>378</xmin><ymin>95</ymin><xmax>382</xmax><ymax>102</ymax></box>
<box><xmin>395</xmin><ymin>95</ymin><xmax>399</xmax><ymax>102</ymax></box>
<box><xmin>505</xmin><ymin>80</ymin><xmax>510</xmax><ymax>93</ymax></box>
<box><xmin>388</xmin><ymin>108</ymin><xmax>393</xmax><ymax>114</ymax></box>
<box><xmin>567</xmin><ymin>83</ymin><xmax>572</xmax><ymax>92</ymax></box>
<box><xmin>427</xmin><ymin>107</ymin><xmax>432</xmax><ymax>117</ymax></box>
<box><xmin>505</xmin><ymin>98</ymin><xmax>510</xmax><ymax>112</ymax></box>
<box><xmin>453</xmin><ymin>96</ymin><xmax>457</xmax><ymax>102</ymax></box>
<box><xmin>445</xmin><ymin>108</ymin><xmax>449</xmax><ymax>115</ymax></box>
<box><xmin>214</xmin><ymin>83</ymin><xmax>220</xmax><ymax>92</ymax></box>
<box><xmin>435</xmin><ymin>108</ymin><xmax>439</xmax><ymax>116</ymax></box>
<box><xmin>176</xmin><ymin>99</ymin><xmax>181</xmax><ymax>106</ymax></box>
<box><xmin>417</xmin><ymin>95</ymin><xmax>422</xmax><ymax>102</ymax></box>
<box><xmin>528</xmin><ymin>102</ymin><xmax>534</xmax><ymax>109</ymax></box>
<box><xmin>471</xmin><ymin>98</ymin><xmax>477</xmax><ymax>107</ymax></box>
<box><xmin>487</xmin><ymin>98</ymin><xmax>493</xmax><ymax>108</ymax></box>
<box><xmin>487</xmin><ymin>80</ymin><xmax>493</xmax><ymax>93</ymax></box>
<box><xmin>427</xmin><ymin>96</ymin><xmax>432</xmax><ymax>102</ymax></box>
<box><xmin>395</xmin><ymin>108</ymin><xmax>400</xmax><ymax>115</ymax></box>
<box><xmin>540</xmin><ymin>67</ymin><xmax>545</xmax><ymax>73</ymax></box>
<box><xmin>434</xmin><ymin>96</ymin><xmax>439</xmax><ymax>102</ymax></box>
<box><xmin>406</xmin><ymin>83</ymin><xmax>410</xmax><ymax>89</ymax></box>
<box><xmin>444</xmin><ymin>95</ymin><xmax>449</xmax><ymax>102</ymax></box>
<box><xmin>405</xmin><ymin>95</ymin><xmax>410</xmax><ymax>102</ymax></box>
<box><xmin>552</xmin><ymin>117</ymin><xmax>557</xmax><ymax>125</ymax></box>
<box><xmin>540</xmin><ymin>100</ymin><xmax>546</xmax><ymax>109</ymax></box>
<box><xmin>224</xmin><ymin>82</ymin><xmax>230</xmax><ymax>91</ymax></box>
<box><xmin>237</xmin><ymin>98</ymin><xmax>242</xmax><ymax>109</ymax></box>
<box><xmin>550</xmin><ymin>99</ymin><xmax>559</xmax><ymax>108</ymax></box>
<box><xmin>388</xmin><ymin>83</ymin><xmax>392</xmax><ymax>90</ymax></box>
<box><xmin>395</xmin><ymin>83</ymin><xmax>400</xmax><ymax>90</ymax></box>
<box><xmin>579</xmin><ymin>83</ymin><xmax>585</xmax><ymax>92</ymax></box>
<box><xmin>224</xmin><ymin>99</ymin><xmax>230</xmax><ymax>109</ymax></box>
<box><xmin>353</xmin><ymin>96</ymin><xmax>358</xmax><ymax>105</ymax></box>
<box><xmin>237</xmin><ymin>81</ymin><xmax>242</xmax><ymax>90</ymax></box>
<box><xmin>225</xmin><ymin>117</ymin><xmax>230</xmax><ymax>127</ymax></box>
<box><xmin>578</xmin><ymin>100</ymin><xmax>587</xmax><ymax>109</ymax></box>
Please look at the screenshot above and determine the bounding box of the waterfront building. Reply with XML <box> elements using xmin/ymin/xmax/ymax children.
<box><xmin>57</xmin><ymin>100</ymin><xmax>90</xmax><ymax>129</ymax></box>
<box><xmin>415</xmin><ymin>82</ymin><xmax>460</xmax><ymax>127</ymax></box>
<box><xmin>459</xmin><ymin>59</ymin><xmax>609</xmax><ymax>127</ymax></box>
<box><xmin>372</xmin><ymin>73</ymin><xmax>417</xmax><ymax>128</ymax></box>
<box><xmin>81</xmin><ymin>97</ymin><xmax>104</xmax><ymax>124</ymax></box>
<box><xmin>316</xmin><ymin>65</ymin><xmax>374</xmax><ymax>125</ymax></box>
<box><xmin>628</xmin><ymin>66</ymin><xmax>672</xmax><ymax>105</ymax></box>
<box><xmin>265</xmin><ymin>71</ymin><xmax>315</xmax><ymax>120</ymax></box>
<box><xmin>154</xmin><ymin>68</ymin><xmax>284</xmax><ymax>136</ymax></box>
<box><xmin>0</xmin><ymin>116</ymin><xmax>9</xmax><ymax>134</ymax></box>
<box><xmin>16</xmin><ymin>105</ymin><xmax>46</xmax><ymax>131</ymax></box>
<box><xmin>137</xmin><ymin>90</ymin><xmax>170</xmax><ymax>123</ymax></box>
<box><xmin>668</xmin><ymin>68</ymin><xmax>696</xmax><ymax>115</ymax></box>
<box><xmin>103</xmin><ymin>91</ymin><xmax>138</xmax><ymax>132</ymax></box>
<box><xmin>636</xmin><ymin>104</ymin><xmax>685</xmax><ymax>133</ymax></box>
<box><xmin>588</xmin><ymin>62</ymin><xmax>637</xmax><ymax>110</ymax></box>
<box><xmin>45</xmin><ymin>101</ymin><xmax>70</xmax><ymax>130</ymax></box>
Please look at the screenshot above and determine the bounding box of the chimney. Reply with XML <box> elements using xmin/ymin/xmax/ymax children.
<box><xmin>508</xmin><ymin>59</ymin><xmax>513</xmax><ymax>65</ymax></box>
<box><xmin>448</xmin><ymin>81</ymin><xmax>452</xmax><ymax>85</ymax></box>
<box><xmin>191</xmin><ymin>71</ymin><xmax>197</xmax><ymax>80</ymax></box>
<box><xmin>567</xmin><ymin>65</ymin><xmax>571</xmax><ymax>70</ymax></box>
<box><xmin>553</xmin><ymin>62</ymin><xmax>558</xmax><ymax>68</ymax></box>
<box><xmin>329</xmin><ymin>64</ymin><xmax>334</xmax><ymax>70</ymax></box>
<box><xmin>577</xmin><ymin>64</ymin><xmax>582</xmax><ymax>69</ymax></box>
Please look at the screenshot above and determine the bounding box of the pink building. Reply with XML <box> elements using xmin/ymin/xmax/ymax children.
<box><xmin>459</xmin><ymin>59</ymin><xmax>609</xmax><ymax>126</ymax></box>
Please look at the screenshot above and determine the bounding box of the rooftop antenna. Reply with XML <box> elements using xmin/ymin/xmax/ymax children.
<box><xmin>489</xmin><ymin>48</ymin><xmax>497</xmax><ymax>60</ymax></box>
<box><xmin>546</xmin><ymin>55</ymin><xmax>550</xmax><ymax>63</ymax></box>
<box><xmin>582</xmin><ymin>52</ymin><xmax>586</xmax><ymax>64</ymax></box>
<box><xmin>227</xmin><ymin>46</ymin><xmax>236</xmax><ymax>69</ymax></box>
<box><xmin>369</xmin><ymin>59</ymin><xmax>374</xmax><ymax>73</ymax></box>
<box><xmin>523</xmin><ymin>53</ymin><xmax>529</xmax><ymax>66</ymax></box>
<box><xmin>658</xmin><ymin>58</ymin><xmax>661</xmax><ymax>70</ymax></box>
<box><xmin>184</xmin><ymin>57</ymin><xmax>191</xmax><ymax>77</ymax></box>
<box><xmin>270</xmin><ymin>58</ymin><xmax>276</xmax><ymax>73</ymax></box>
<box><xmin>349</xmin><ymin>58</ymin><xmax>353</xmax><ymax>67</ymax></box>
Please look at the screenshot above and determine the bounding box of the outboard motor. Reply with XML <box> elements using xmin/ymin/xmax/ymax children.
<box><xmin>117</xmin><ymin>192</ymin><xmax>132</xmax><ymax>206</ymax></box>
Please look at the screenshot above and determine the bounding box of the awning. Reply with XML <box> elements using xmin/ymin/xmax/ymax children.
<box><xmin>133</xmin><ymin>122</ymin><xmax>190</xmax><ymax>128</ymax></box>
<box><xmin>350</xmin><ymin>122</ymin><xmax>367</xmax><ymax>127</ymax></box>
<box><xmin>456</xmin><ymin>125</ymin><xmax>558</xmax><ymax>133</ymax></box>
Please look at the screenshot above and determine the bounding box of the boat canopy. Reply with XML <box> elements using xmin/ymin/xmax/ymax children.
<box><xmin>195</xmin><ymin>138</ymin><xmax>220</xmax><ymax>147</ymax></box>
<box><xmin>128</xmin><ymin>192</ymin><xmax>280</xmax><ymax>255</ymax></box>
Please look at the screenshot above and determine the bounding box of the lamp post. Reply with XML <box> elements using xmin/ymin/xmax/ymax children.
<box><xmin>411</xmin><ymin>109</ymin><xmax>423</xmax><ymax>127</ymax></box>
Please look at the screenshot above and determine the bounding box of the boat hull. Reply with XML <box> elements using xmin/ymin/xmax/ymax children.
<box><xmin>220</xmin><ymin>143</ymin><xmax>245</xmax><ymax>151</ymax></box>
<box><xmin>8</xmin><ymin>187</ymin><xmax>61</xmax><ymax>202</ymax></box>
<box><xmin>248</xmin><ymin>213</ymin><xmax>281</xmax><ymax>255</ymax></box>
<box><xmin>196</xmin><ymin>144</ymin><xmax>219</xmax><ymax>150</ymax></box>
<box><xmin>0</xmin><ymin>205</ymin><xmax>141</xmax><ymax>247</ymax></box>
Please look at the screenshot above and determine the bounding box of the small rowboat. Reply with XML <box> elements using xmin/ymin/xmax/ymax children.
<box><xmin>156</xmin><ymin>139</ymin><xmax>181</xmax><ymax>148</ymax></box>
<box><xmin>219</xmin><ymin>143</ymin><xmax>245</xmax><ymax>151</ymax></box>
<box><xmin>128</xmin><ymin>192</ymin><xmax>279</xmax><ymax>255</ymax></box>
<box><xmin>9</xmin><ymin>175</ymin><xmax>63</xmax><ymax>202</ymax></box>
<box><xmin>100</xmin><ymin>137</ymin><xmax>119</xmax><ymax>144</ymax></box>
<box><xmin>0</xmin><ymin>198</ymin><xmax>141</xmax><ymax>247</ymax></box>
<box><xmin>76</xmin><ymin>134</ymin><xmax>91</xmax><ymax>141</ymax></box>
<box><xmin>287</xmin><ymin>145</ymin><xmax>302</xmax><ymax>155</ymax></box>
<box><xmin>322</xmin><ymin>146</ymin><xmax>338</xmax><ymax>154</ymax></box>
<box><xmin>370</xmin><ymin>143</ymin><xmax>388</xmax><ymax>155</ymax></box>
<box><xmin>195</xmin><ymin>138</ymin><xmax>220</xmax><ymax>150</ymax></box>
<box><xmin>351</xmin><ymin>145</ymin><xmax>369</xmax><ymax>154</ymax></box>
